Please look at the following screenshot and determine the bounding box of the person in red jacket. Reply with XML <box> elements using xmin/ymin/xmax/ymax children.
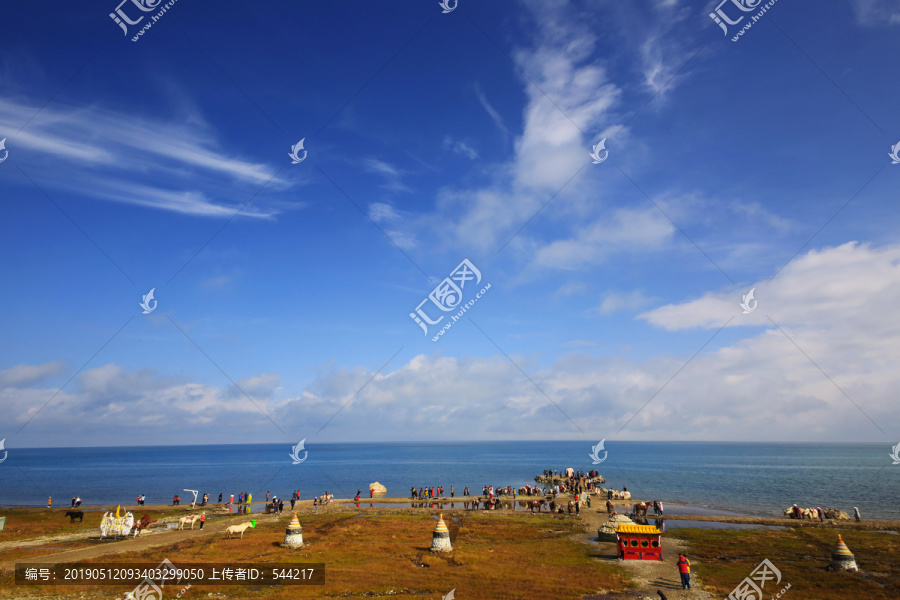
<box><xmin>199</xmin><ymin>512</ymin><xmax>206</xmax><ymax>530</ymax></box>
<box><xmin>676</xmin><ymin>554</ymin><xmax>691</xmax><ymax>589</ymax></box>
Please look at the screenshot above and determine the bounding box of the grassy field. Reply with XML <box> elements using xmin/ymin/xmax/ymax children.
<box><xmin>679</xmin><ymin>526</ymin><xmax>900</xmax><ymax>600</ymax></box>
<box><xmin>1</xmin><ymin>510</ymin><xmax>628</xmax><ymax>599</ymax></box>
<box><xmin>4</xmin><ymin>506</ymin><xmax>900</xmax><ymax>599</ymax></box>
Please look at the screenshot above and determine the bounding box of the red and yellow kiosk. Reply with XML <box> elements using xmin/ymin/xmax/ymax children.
<box><xmin>615</xmin><ymin>523</ymin><xmax>662</xmax><ymax>561</ymax></box>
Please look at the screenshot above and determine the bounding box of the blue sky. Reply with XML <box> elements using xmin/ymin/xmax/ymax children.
<box><xmin>1</xmin><ymin>0</ymin><xmax>899</xmax><ymax>448</ymax></box>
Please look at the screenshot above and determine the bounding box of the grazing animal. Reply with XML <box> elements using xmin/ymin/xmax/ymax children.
<box><xmin>65</xmin><ymin>510</ymin><xmax>84</xmax><ymax>523</ymax></box>
<box><xmin>178</xmin><ymin>514</ymin><xmax>199</xmax><ymax>530</ymax></box>
<box><xmin>632</xmin><ymin>502</ymin><xmax>651</xmax><ymax>517</ymax></box>
<box><xmin>224</xmin><ymin>521</ymin><xmax>256</xmax><ymax>539</ymax></box>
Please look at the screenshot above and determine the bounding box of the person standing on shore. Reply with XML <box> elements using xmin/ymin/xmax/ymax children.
<box><xmin>47</xmin><ymin>497</ymin><xmax>52</xmax><ymax>508</ymax></box>
<box><xmin>676</xmin><ymin>555</ymin><xmax>691</xmax><ymax>589</ymax></box>
<box><xmin>817</xmin><ymin>506</ymin><xmax>824</xmax><ymax>521</ymax></box>
<box><xmin>75</xmin><ymin>497</ymin><xmax>81</xmax><ymax>507</ymax></box>
<box><xmin>451</xmin><ymin>486</ymin><xmax>454</xmax><ymax>498</ymax></box>
<box><xmin>278</xmin><ymin>500</ymin><xmax>284</xmax><ymax>514</ymax></box>
<box><xmin>199</xmin><ymin>512</ymin><xmax>206</xmax><ymax>529</ymax></box>
<box><xmin>72</xmin><ymin>497</ymin><xmax>76</xmax><ymax>508</ymax></box>
<box><xmin>290</xmin><ymin>496</ymin><xmax>296</xmax><ymax>511</ymax></box>
<box><xmin>854</xmin><ymin>507</ymin><xmax>861</xmax><ymax>522</ymax></box>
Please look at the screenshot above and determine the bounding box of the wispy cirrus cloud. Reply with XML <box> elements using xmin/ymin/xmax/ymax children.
<box><xmin>442</xmin><ymin>136</ymin><xmax>479</xmax><ymax>160</ymax></box>
<box><xmin>851</xmin><ymin>0</ymin><xmax>900</xmax><ymax>26</ymax></box>
<box><xmin>473</xmin><ymin>82</ymin><xmax>511</xmax><ymax>141</ymax></box>
<box><xmin>362</xmin><ymin>157</ymin><xmax>411</xmax><ymax>193</ymax></box>
<box><xmin>1</xmin><ymin>97</ymin><xmax>297</xmax><ymax>219</ymax></box>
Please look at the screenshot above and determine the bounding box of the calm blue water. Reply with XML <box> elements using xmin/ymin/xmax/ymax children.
<box><xmin>1</xmin><ymin>442</ymin><xmax>897</xmax><ymax>520</ymax></box>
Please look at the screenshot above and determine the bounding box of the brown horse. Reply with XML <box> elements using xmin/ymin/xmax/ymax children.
<box><xmin>632</xmin><ymin>502</ymin><xmax>651</xmax><ymax>517</ymax></box>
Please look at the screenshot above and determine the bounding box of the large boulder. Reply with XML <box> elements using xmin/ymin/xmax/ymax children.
<box><xmin>597</xmin><ymin>514</ymin><xmax>634</xmax><ymax>542</ymax></box>
<box><xmin>369</xmin><ymin>482</ymin><xmax>387</xmax><ymax>494</ymax></box>
<box><xmin>824</xmin><ymin>508</ymin><xmax>851</xmax><ymax>520</ymax></box>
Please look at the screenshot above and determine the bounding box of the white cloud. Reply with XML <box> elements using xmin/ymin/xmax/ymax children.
<box><xmin>7</xmin><ymin>240</ymin><xmax>900</xmax><ymax>445</ymax></box>
<box><xmin>0</xmin><ymin>361</ymin><xmax>66</xmax><ymax>387</ymax></box>
<box><xmin>533</xmin><ymin>207</ymin><xmax>674</xmax><ymax>269</ymax></box>
<box><xmin>473</xmin><ymin>82</ymin><xmax>510</xmax><ymax>141</ymax></box>
<box><xmin>442</xmin><ymin>136</ymin><xmax>479</xmax><ymax>160</ymax></box>
<box><xmin>362</xmin><ymin>158</ymin><xmax>411</xmax><ymax>193</ymax></box>
<box><xmin>0</xmin><ymin>97</ymin><xmax>294</xmax><ymax>219</ymax></box>
<box><xmin>851</xmin><ymin>0</ymin><xmax>900</xmax><ymax>26</ymax></box>
<box><xmin>598</xmin><ymin>290</ymin><xmax>655</xmax><ymax>314</ymax></box>
<box><xmin>639</xmin><ymin>242</ymin><xmax>900</xmax><ymax>332</ymax></box>
<box><xmin>368</xmin><ymin>202</ymin><xmax>418</xmax><ymax>249</ymax></box>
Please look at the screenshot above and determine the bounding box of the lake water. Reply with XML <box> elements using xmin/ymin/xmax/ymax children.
<box><xmin>0</xmin><ymin>441</ymin><xmax>897</xmax><ymax>520</ymax></box>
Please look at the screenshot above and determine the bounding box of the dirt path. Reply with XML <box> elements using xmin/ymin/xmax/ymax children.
<box><xmin>579</xmin><ymin>508</ymin><xmax>715</xmax><ymax>600</ymax></box>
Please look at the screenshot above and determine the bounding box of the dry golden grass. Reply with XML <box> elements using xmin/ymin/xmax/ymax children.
<box><xmin>2</xmin><ymin>511</ymin><xmax>628</xmax><ymax>599</ymax></box>
<box><xmin>679</xmin><ymin>526</ymin><xmax>900</xmax><ymax>600</ymax></box>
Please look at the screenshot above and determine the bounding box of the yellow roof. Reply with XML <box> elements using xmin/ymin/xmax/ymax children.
<box><xmin>615</xmin><ymin>524</ymin><xmax>661</xmax><ymax>535</ymax></box>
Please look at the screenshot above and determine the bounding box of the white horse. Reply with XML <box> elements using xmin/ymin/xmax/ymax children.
<box><xmin>225</xmin><ymin>521</ymin><xmax>255</xmax><ymax>539</ymax></box>
<box><xmin>178</xmin><ymin>514</ymin><xmax>199</xmax><ymax>530</ymax></box>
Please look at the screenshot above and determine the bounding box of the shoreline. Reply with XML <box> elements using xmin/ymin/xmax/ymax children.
<box><xmin>3</xmin><ymin>495</ymin><xmax>892</xmax><ymax>530</ymax></box>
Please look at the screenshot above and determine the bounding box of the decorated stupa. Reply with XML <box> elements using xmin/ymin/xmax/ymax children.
<box><xmin>430</xmin><ymin>513</ymin><xmax>452</xmax><ymax>553</ymax></box>
<box><xmin>830</xmin><ymin>535</ymin><xmax>858</xmax><ymax>571</ymax></box>
<box><xmin>282</xmin><ymin>513</ymin><xmax>304</xmax><ymax>548</ymax></box>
